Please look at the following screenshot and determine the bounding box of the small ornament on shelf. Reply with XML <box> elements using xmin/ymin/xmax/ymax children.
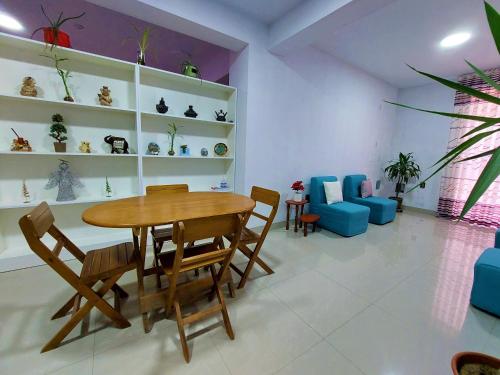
<box><xmin>45</xmin><ymin>159</ymin><xmax>83</xmax><ymax>202</ymax></box>
<box><xmin>201</xmin><ymin>147</ymin><xmax>208</xmax><ymax>157</ymax></box>
<box><xmin>20</xmin><ymin>76</ymin><xmax>38</xmax><ymax>97</ymax></box>
<box><xmin>214</xmin><ymin>142</ymin><xmax>228</xmax><ymax>156</ymax></box>
<box><xmin>97</xmin><ymin>86</ymin><xmax>112</xmax><ymax>106</ymax></box>
<box><xmin>104</xmin><ymin>135</ymin><xmax>129</xmax><ymax>154</ymax></box>
<box><xmin>156</xmin><ymin>97</ymin><xmax>168</xmax><ymax>114</ymax></box>
<box><xmin>180</xmin><ymin>145</ymin><xmax>190</xmax><ymax>156</ymax></box>
<box><xmin>147</xmin><ymin>142</ymin><xmax>160</xmax><ymax>155</ymax></box>
<box><xmin>10</xmin><ymin>128</ymin><xmax>32</xmax><ymax>152</ymax></box>
<box><xmin>214</xmin><ymin>110</ymin><xmax>227</xmax><ymax>122</ymax></box>
<box><xmin>105</xmin><ymin>176</ymin><xmax>113</xmax><ymax>198</ymax></box>
<box><xmin>79</xmin><ymin>141</ymin><xmax>91</xmax><ymax>153</ymax></box>
<box><xmin>184</xmin><ymin>105</ymin><xmax>198</xmax><ymax>118</ymax></box>
<box><xmin>49</xmin><ymin>113</ymin><xmax>67</xmax><ymax>152</ymax></box>
<box><xmin>22</xmin><ymin>180</ymin><xmax>31</xmax><ymax>203</ymax></box>
<box><xmin>167</xmin><ymin>123</ymin><xmax>177</xmax><ymax>156</ymax></box>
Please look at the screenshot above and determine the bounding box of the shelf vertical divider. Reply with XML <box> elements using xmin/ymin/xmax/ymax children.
<box><xmin>135</xmin><ymin>64</ymin><xmax>144</xmax><ymax>195</ymax></box>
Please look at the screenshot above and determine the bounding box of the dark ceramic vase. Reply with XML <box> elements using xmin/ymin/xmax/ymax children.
<box><xmin>156</xmin><ymin>97</ymin><xmax>168</xmax><ymax>114</ymax></box>
<box><xmin>184</xmin><ymin>105</ymin><xmax>198</xmax><ymax>118</ymax></box>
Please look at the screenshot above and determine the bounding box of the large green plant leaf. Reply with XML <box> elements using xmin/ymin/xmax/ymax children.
<box><xmin>461</xmin><ymin>120</ymin><xmax>499</xmax><ymax>138</ymax></box>
<box><xmin>485</xmin><ymin>1</ymin><xmax>500</xmax><ymax>53</ymax></box>
<box><xmin>460</xmin><ymin>147</ymin><xmax>500</xmax><ymax>217</ymax></box>
<box><xmin>466</xmin><ymin>60</ymin><xmax>500</xmax><ymax>91</ymax></box>
<box><xmin>456</xmin><ymin>148</ymin><xmax>497</xmax><ymax>163</ymax></box>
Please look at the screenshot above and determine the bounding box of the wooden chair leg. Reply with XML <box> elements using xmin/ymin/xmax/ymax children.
<box><xmin>174</xmin><ymin>298</ymin><xmax>190</xmax><ymax>363</ymax></box>
<box><xmin>210</xmin><ymin>266</ymin><xmax>234</xmax><ymax>339</ymax></box>
<box><xmin>111</xmin><ymin>284</ymin><xmax>129</xmax><ymax>298</ymax></box>
<box><xmin>237</xmin><ymin>243</ymin><xmax>273</xmax><ymax>289</ymax></box>
<box><xmin>238</xmin><ymin>244</ymin><xmax>274</xmax><ymax>275</ymax></box>
<box><xmin>51</xmin><ymin>292</ymin><xmax>79</xmax><ymax>320</ymax></box>
<box><xmin>153</xmin><ymin>241</ymin><xmax>163</xmax><ymax>289</ymax></box>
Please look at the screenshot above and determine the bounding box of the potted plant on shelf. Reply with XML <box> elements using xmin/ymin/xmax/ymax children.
<box><xmin>123</xmin><ymin>25</ymin><xmax>151</xmax><ymax>65</ymax></box>
<box><xmin>291</xmin><ymin>180</ymin><xmax>305</xmax><ymax>202</ymax></box>
<box><xmin>384</xmin><ymin>152</ymin><xmax>421</xmax><ymax>212</ymax></box>
<box><xmin>49</xmin><ymin>113</ymin><xmax>68</xmax><ymax>152</ymax></box>
<box><xmin>31</xmin><ymin>5</ymin><xmax>85</xmax><ymax>49</ymax></box>
<box><xmin>41</xmin><ymin>52</ymin><xmax>74</xmax><ymax>101</ymax></box>
<box><xmin>167</xmin><ymin>123</ymin><xmax>178</xmax><ymax>156</ymax></box>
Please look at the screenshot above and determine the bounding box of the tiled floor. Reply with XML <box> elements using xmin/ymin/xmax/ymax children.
<box><xmin>1</xmin><ymin>211</ymin><xmax>499</xmax><ymax>374</ymax></box>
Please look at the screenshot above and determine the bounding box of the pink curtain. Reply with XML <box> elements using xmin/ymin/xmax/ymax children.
<box><xmin>437</xmin><ymin>68</ymin><xmax>500</xmax><ymax>227</ymax></box>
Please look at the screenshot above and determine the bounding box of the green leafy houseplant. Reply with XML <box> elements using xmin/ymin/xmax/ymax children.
<box><xmin>49</xmin><ymin>113</ymin><xmax>67</xmax><ymax>153</ymax></box>
<box><xmin>41</xmin><ymin>52</ymin><xmax>74</xmax><ymax>101</ymax></box>
<box><xmin>384</xmin><ymin>152</ymin><xmax>421</xmax><ymax>211</ymax></box>
<box><xmin>386</xmin><ymin>1</ymin><xmax>500</xmax><ymax>218</ymax></box>
<box><xmin>123</xmin><ymin>26</ymin><xmax>151</xmax><ymax>65</ymax></box>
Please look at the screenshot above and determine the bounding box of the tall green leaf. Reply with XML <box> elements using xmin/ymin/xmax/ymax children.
<box><xmin>485</xmin><ymin>1</ymin><xmax>500</xmax><ymax>53</ymax></box>
<box><xmin>465</xmin><ymin>60</ymin><xmax>500</xmax><ymax>91</ymax></box>
<box><xmin>460</xmin><ymin>147</ymin><xmax>500</xmax><ymax>217</ymax></box>
<box><xmin>456</xmin><ymin>148</ymin><xmax>497</xmax><ymax>163</ymax></box>
<box><xmin>461</xmin><ymin>120</ymin><xmax>499</xmax><ymax>138</ymax></box>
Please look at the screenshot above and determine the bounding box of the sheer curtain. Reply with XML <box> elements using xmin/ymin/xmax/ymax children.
<box><xmin>437</xmin><ymin>68</ymin><xmax>500</xmax><ymax>227</ymax></box>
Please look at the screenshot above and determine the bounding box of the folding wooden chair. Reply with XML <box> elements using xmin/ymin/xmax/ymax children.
<box><xmin>146</xmin><ymin>184</ymin><xmax>189</xmax><ymax>287</ymax></box>
<box><xmin>159</xmin><ymin>213</ymin><xmax>243</xmax><ymax>363</ymax></box>
<box><xmin>18</xmin><ymin>202</ymin><xmax>137</xmax><ymax>353</ymax></box>
<box><xmin>226</xmin><ymin>186</ymin><xmax>280</xmax><ymax>289</ymax></box>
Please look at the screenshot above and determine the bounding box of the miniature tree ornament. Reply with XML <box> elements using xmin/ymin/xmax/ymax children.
<box><xmin>45</xmin><ymin>159</ymin><xmax>83</xmax><ymax>201</ymax></box>
<box><xmin>50</xmin><ymin>113</ymin><xmax>68</xmax><ymax>152</ymax></box>
<box><xmin>22</xmin><ymin>180</ymin><xmax>31</xmax><ymax>203</ymax></box>
<box><xmin>105</xmin><ymin>176</ymin><xmax>113</xmax><ymax>197</ymax></box>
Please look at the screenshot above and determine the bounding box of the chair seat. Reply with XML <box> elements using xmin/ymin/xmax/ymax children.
<box><xmin>81</xmin><ymin>242</ymin><xmax>136</xmax><ymax>283</ymax></box>
<box><xmin>226</xmin><ymin>227</ymin><xmax>260</xmax><ymax>244</ymax></box>
<box><xmin>152</xmin><ymin>227</ymin><xmax>173</xmax><ymax>242</ymax></box>
<box><xmin>159</xmin><ymin>243</ymin><xmax>220</xmax><ymax>275</ymax></box>
<box><xmin>471</xmin><ymin>248</ymin><xmax>500</xmax><ymax>317</ymax></box>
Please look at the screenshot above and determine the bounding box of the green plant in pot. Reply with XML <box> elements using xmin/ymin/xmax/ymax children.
<box><xmin>41</xmin><ymin>52</ymin><xmax>74</xmax><ymax>101</ymax></box>
<box><xmin>50</xmin><ymin>113</ymin><xmax>67</xmax><ymax>152</ymax></box>
<box><xmin>123</xmin><ymin>26</ymin><xmax>151</xmax><ymax>65</ymax></box>
<box><xmin>384</xmin><ymin>152</ymin><xmax>421</xmax><ymax>212</ymax></box>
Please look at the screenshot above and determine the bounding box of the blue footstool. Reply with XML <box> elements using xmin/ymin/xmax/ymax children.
<box><xmin>470</xmin><ymin>229</ymin><xmax>500</xmax><ymax>317</ymax></box>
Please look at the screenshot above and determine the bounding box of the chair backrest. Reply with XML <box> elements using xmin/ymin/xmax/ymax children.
<box><xmin>146</xmin><ymin>184</ymin><xmax>189</xmax><ymax>195</ymax></box>
<box><xmin>343</xmin><ymin>175</ymin><xmax>367</xmax><ymax>200</ymax></box>
<box><xmin>247</xmin><ymin>186</ymin><xmax>280</xmax><ymax>232</ymax></box>
<box><xmin>19</xmin><ymin>202</ymin><xmax>86</xmax><ymax>285</ymax></box>
<box><xmin>310</xmin><ymin>176</ymin><xmax>337</xmax><ymax>205</ymax></box>
<box><xmin>171</xmin><ymin>213</ymin><xmax>243</xmax><ymax>275</ymax></box>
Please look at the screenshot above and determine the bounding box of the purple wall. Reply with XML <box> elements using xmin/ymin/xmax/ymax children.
<box><xmin>0</xmin><ymin>0</ymin><xmax>230</xmax><ymax>84</ymax></box>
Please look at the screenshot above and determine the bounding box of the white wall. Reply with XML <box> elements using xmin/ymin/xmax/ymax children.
<box><xmin>390</xmin><ymin>82</ymin><xmax>454</xmax><ymax>211</ymax></box>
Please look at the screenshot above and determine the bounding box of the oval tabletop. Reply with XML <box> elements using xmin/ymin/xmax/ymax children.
<box><xmin>82</xmin><ymin>192</ymin><xmax>256</xmax><ymax>228</ymax></box>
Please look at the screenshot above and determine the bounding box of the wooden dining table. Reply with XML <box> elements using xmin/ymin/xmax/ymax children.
<box><xmin>82</xmin><ymin>191</ymin><xmax>256</xmax><ymax>332</ymax></box>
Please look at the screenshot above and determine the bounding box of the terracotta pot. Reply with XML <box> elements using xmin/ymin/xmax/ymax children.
<box><xmin>451</xmin><ymin>352</ymin><xmax>500</xmax><ymax>374</ymax></box>
<box><xmin>389</xmin><ymin>196</ymin><xmax>403</xmax><ymax>212</ymax></box>
<box><xmin>53</xmin><ymin>142</ymin><xmax>66</xmax><ymax>153</ymax></box>
<box><xmin>43</xmin><ymin>28</ymin><xmax>71</xmax><ymax>48</ymax></box>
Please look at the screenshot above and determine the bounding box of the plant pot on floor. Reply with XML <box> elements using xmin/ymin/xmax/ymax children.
<box><xmin>389</xmin><ymin>196</ymin><xmax>403</xmax><ymax>212</ymax></box>
<box><xmin>451</xmin><ymin>351</ymin><xmax>500</xmax><ymax>375</ymax></box>
<box><xmin>53</xmin><ymin>142</ymin><xmax>66</xmax><ymax>153</ymax></box>
<box><xmin>43</xmin><ymin>28</ymin><xmax>71</xmax><ymax>48</ymax></box>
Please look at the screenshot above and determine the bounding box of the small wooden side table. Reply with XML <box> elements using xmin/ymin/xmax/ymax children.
<box><xmin>301</xmin><ymin>214</ymin><xmax>320</xmax><ymax>237</ymax></box>
<box><xmin>286</xmin><ymin>199</ymin><xmax>307</xmax><ymax>233</ymax></box>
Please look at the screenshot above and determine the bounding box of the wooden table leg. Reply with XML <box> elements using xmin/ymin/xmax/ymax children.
<box><xmin>286</xmin><ymin>203</ymin><xmax>290</xmax><ymax>230</ymax></box>
<box><xmin>299</xmin><ymin>205</ymin><xmax>304</xmax><ymax>228</ymax></box>
<box><xmin>133</xmin><ymin>226</ymin><xmax>152</xmax><ymax>333</ymax></box>
<box><xmin>304</xmin><ymin>222</ymin><xmax>308</xmax><ymax>237</ymax></box>
<box><xmin>294</xmin><ymin>206</ymin><xmax>299</xmax><ymax>233</ymax></box>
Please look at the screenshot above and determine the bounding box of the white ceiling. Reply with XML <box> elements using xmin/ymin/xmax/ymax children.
<box><xmin>213</xmin><ymin>0</ymin><xmax>305</xmax><ymax>24</ymax></box>
<box><xmin>311</xmin><ymin>0</ymin><xmax>500</xmax><ymax>88</ymax></box>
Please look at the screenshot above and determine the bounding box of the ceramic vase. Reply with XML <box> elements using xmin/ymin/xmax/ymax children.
<box><xmin>293</xmin><ymin>191</ymin><xmax>302</xmax><ymax>202</ymax></box>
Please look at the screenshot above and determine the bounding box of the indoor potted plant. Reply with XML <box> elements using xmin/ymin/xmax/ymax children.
<box><xmin>384</xmin><ymin>152</ymin><xmax>421</xmax><ymax>212</ymax></box>
<box><xmin>41</xmin><ymin>53</ymin><xmax>74</xmax><ymax>101</ymax></box>
<box><xmin>31</xmin><ymin>5</ymin><xmax>85</xmax><ymax>48</ymax></box>
<box><xmin>123</xmin><ymin>25</ymin><xmax>151</xmax><ymax>65</ymax></box>
<box><xmin>167</xmin><ymin>123</ymin><xmax>178</xmax><ymax>156</ymax></box>
<box><xmin>49</xmin><ymin>113</ymin><xmax>68</xmax><ymax>152</ymax></box>
<box><xmin>451</xmin><ymin>351</ymin><xmax>499</xmax><ymax>375</ymax></box>
<box><xmin>291</xmin><ymin>180</ymin><xmax>305</xmax><ymax>202</ymax></box>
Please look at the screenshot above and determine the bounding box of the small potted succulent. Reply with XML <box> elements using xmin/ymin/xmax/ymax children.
<box><xmin>291</xmin><ymin>180</ymin><xmax>305</xmax><ymax>202</ymax></box>
<box><xmin>49</xmin><ymin>113</ymin><xmax>67</xmax><ymax>152</ymax></box>
<box><xmin>31</xmin><ymin>5</ymin><xmax>85</xmax><ymax>48</ymax></box>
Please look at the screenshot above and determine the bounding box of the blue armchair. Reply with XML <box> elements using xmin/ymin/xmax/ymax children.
<box><xmin>470</xmin><ymin>228</ymin><xmax>500</xmax><ymax>317</ymax></box>
<box><xmin>309</xmin><ymin>176</ymin><xmax>369</xmax><ymax>237</ymax></box>
<box><xmin>343</xmin><ymin>175</ymin><xmax>397</xmax><ymax>225</ymax></box>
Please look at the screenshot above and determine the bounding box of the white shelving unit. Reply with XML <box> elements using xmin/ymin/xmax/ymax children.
<box><xmin>0</xmin><ymin>32</ymin><xmax>236</xmax><ymax>264</ymax></box>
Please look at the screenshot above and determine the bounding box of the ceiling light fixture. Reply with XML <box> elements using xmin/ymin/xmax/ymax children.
<box><xmin>440</xmin><ymin>32</ymin><xmax>471</xmax><ymax>48</ymax></box>
<box><xmin>0</xmin><ymin>12</ymin><xmax>23</xmax><ymax>31</ymax></box>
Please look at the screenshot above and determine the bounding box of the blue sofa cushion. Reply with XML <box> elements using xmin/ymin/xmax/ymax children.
<box><xmin>343</xmin><ymin>174</ymin><xmax>366</xmax><ymax>200</ymax></box>
<box><xmin>350</xmin><ymin>196</ymin><xmax>397</xmax><ymax>225</ymax></box>
<box><xmin>470</xmin><ymin>248</ymin><xmax>500</xmax><ymax>317</ymax></box>
<box><xmin>310</xmin><ymin>176</ymin><xmax>337</xmax><ymax>205</ymax></box>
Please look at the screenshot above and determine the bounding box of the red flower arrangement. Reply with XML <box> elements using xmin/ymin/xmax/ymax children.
<box><xmin>291</xmin><ymin>180</ymin><xmax>304</xmax><ymax>192</ymax></box>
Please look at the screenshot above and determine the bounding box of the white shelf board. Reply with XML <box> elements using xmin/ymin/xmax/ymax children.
<box><xmin>0</xmin><ymin>93</ymin><xmax>136</xmax><ymax>114</ymax></box>
<box><xmin>141</xmin><ymin>110</ymin><xmax>235</xmax><ymax>127</ymax></box>
<box><xmin>0</xmin><ymin>151</ymin><xmax>138</xmax><ymax>157</ymax></box>
<box><xmin>0</xmin><ymin>194</ymin><xmax>135</xmax><ymax>210</ymax></box>
<box><xmin>142</xmin><ymin>154</ymin><xmax>233</xmax><ymax>160</ymax></box>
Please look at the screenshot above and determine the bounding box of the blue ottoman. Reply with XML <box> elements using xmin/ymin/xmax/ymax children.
<box><xmin>470</xmin><ymin>248</ymin><xmax>500</xmax><ymax>317</ymax></box>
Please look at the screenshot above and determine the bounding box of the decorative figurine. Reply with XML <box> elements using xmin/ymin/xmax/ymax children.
<box><xmin>180</xmin><ymin>145</ymin><xmax>190</xmax><ymax>156</ymax></box>
<box><xmin>214</xmin><ymin>142</ymin><xmax>228</xmax><ymax>156</ymax></box>
<box><xmin>156</xmin><ymin>97</ymin><xmax>168</xmax><ymax>114</ymax></box>
<box><xmin>104</xmin><ymin>135</ymin><xmax>129</xmax><ymax>154</ymax></box>
<box><xmin>215</xmin><ymin>110</ymin><xmax>227</xmax><ymax>122</ymax></box>
<box><xmin>79</xmin><ymin>141</ymin><xmax>91</xmax><ymax>153</ymax></box>
<box><xmin>97</xmin><ymin>86</ymin><xmax>112</xmax><ymax>106</ymax></box>
<box><xmin>201</xmin><ymin>147</ymin><xmax>208</xmax><ymax>157</ymax></box>
<box><xmin>22</xmin><ymin>180</ymin><xmax>31</xmax><ymax>203</ymax></box>
<box><xmin>45</xmin><ymin>159</ymin><xmax>83</xmax><ymax>202</ymax></box>
<box><xmin>220</xmin><ymin>179</ymin><xmax>229</xmax><ymax>189</ymax></box>
<box><xmin>181</xmin><ymin>59</ymin><xmax>200</xmax><ymax>78</ymax></box>
<box><xmin>184</xmin><ymin>105</ymin><xmax>198</xmax><ymax>118</ymax></box>
<box><xmin>49</xmin><ymin>113</ymin><xmax>67</xmax><ymax>153</ymax></box>
<box><xmin>167</xmin><ymin>123</ymin><xmax>177</xmax><ymax>156</ymax></box>
<box><xmin>147</xmin><ymin>142</ymin><xmax>160</xmax><ymax>155</ymax></box>
<box><xmin>20</xmin><ymin>76</ymin><xmax>38</xmax><ymax>97</ymax></box>
<box><xmin>10</xmin><ymin>128</ymin><xmax>32</xmax><ymax>152</ymax></box>
<box><xmin>105</xmin><ymin>176</ymin><xmax>113</xmax><ymax>198</ymax></box>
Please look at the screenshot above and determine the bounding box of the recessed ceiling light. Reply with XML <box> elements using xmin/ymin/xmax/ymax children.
<box><xmin>440</xmin><ymin>32</ymin><xmax>471</xmax><ymax>48</ymax></box>
<box><xmin>0</xmin><ymin>12</ymin><xmax>24</xmax><ymax>31</ymax></box>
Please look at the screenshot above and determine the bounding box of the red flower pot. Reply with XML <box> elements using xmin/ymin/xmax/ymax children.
<box><xmin>43</xmin><ymin>28</ymin><xmax>71</xmax><ymax>48</ymax></box>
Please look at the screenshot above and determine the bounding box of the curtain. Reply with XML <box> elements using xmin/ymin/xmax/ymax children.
<box><xmin>437</xmin><ymin>68</ymin><xmax>500</xmax><ymax>227</ymax></box>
